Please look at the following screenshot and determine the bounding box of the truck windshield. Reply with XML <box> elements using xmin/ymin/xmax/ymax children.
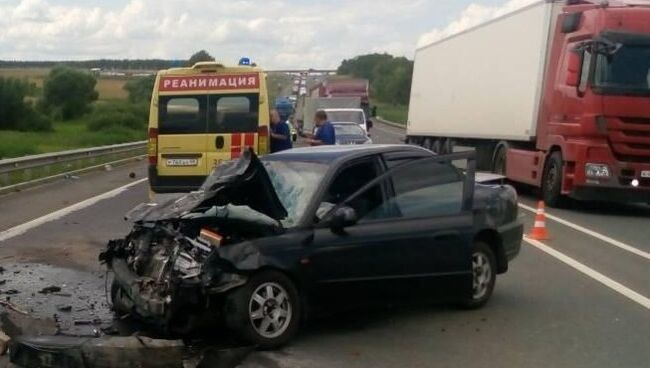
<box><xmin>326</xmin><ymin>110</ymin><xmax>365</xmax><ymax>124</ymax></box>
<box><xmin>593</xmin><ymin>44</ymin><xmax>650</xmax><ymax>96</ymax></box>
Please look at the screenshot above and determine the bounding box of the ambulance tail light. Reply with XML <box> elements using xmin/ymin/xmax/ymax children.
<box><xmin>257</xmin><ymin>126</ymin><xmax>269</xmax><ymax>154</ymax></box>
<box><xmin>148</xmin><ymin>128</ymin><xmax>158</xmax><ymax>165</ymax></box>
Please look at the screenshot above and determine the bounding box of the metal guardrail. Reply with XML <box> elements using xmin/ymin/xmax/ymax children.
<box><xmin>0</xmin><ymin>141</ymin><xmax>147</xmax><ymax>192</ymax></box>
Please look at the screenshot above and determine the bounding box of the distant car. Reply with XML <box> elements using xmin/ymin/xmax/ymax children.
<box><xmin>323</xmin><ymin>108</ymin><xmax>369</xmax><ymax>131</ymax></box>
<box><xmin>102</xmin><ymin>145</ymin><xmax>522</xmax><ymax>349</ymax></box>
<box><xmin>332</xmin><ymin>122</ymin><xmax>372</xmax><ymax>145</ymax></box>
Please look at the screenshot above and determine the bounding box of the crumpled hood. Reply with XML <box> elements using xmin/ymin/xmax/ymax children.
<box><xmin>128</xmin><ymin>148</ymin><xmax>288</xmax><ymax>222</ymax></box>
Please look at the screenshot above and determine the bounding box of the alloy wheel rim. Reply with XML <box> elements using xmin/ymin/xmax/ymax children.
<box><xmin>472</xmin><ymin>252</ymin><xmax>492</xmax><ymax>300</ymax></box>
<box><xmin>248</xmin><ymin>282</ymin><xmax>292</xmax><ymax>338</ymax></box>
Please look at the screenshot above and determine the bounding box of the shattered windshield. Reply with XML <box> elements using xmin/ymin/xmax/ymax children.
<box><xmin>594</xmin><ymin>44</ymin><xmax>650</xmax><ymax>96</ymax></box>
<box><xmin>262</xmin><ymin>160</ymin><xmax>328</xmax><ymax>226</ymax></box>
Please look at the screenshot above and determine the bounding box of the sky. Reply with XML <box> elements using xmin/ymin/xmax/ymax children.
<box><xmin>0</xmin><ymin>0</ymin><xmax>538</xmax><ymax>69</ymax></box>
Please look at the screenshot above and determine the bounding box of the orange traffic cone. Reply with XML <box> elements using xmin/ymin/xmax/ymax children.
<box><xmin>527</xmin><ymin>201</ymin><xmax>549</xmax><ymax>240</ymax></box>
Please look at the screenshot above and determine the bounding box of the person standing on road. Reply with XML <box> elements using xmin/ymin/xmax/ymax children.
<box><xmin>270</xmin><ymin>109</ymin><xmax>292</xmax><ymax>153</ymax></box>
<box><xmin>301</xmin><ymin>110</ymin><xmax>336</xmax><ymax>146</ymax></box>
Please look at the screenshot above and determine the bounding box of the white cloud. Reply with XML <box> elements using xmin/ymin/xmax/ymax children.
<box><xmin>417</xmin><ymin>0</ymin><xmax>538</xmax><ymax>48</ymax></box>
<box><xmin>0</xmin><ymin>0</ymin><xmax>521</xmax><ymax>68</ymax></box>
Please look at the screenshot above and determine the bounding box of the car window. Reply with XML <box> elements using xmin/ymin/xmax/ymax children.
<box><xmin>159</xmin><ymin>95</ymin><xmax>207</xmax><ymax>134</ymax></box>
<box><xmin>209</xmin><ymin>94</ymin><xmax>259</xmax><ymax>133</ymax></box>
<box><xmin>364</xmin><ymin>159</ymin><xmax>464</xmax><ymax>220</ymax></box>
<box><xmin>321</xmin><ymin>158</ymin><xmax>386</xmax><ymax>220</ymax></box>
<box><xmin>333</xmin><ymin>124</ymin><xmax>365</xmax><ymax>136</ymax></box>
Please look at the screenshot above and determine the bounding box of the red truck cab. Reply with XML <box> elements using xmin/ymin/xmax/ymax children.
<box><xmin>510</xmin><ymin>0</ymin><xmax>650</xmax><ymax>205</ymax></box>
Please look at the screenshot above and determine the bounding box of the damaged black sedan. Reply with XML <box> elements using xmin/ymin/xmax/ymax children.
<box><xmin>100</xmin><ymin>145</ymin><xmax>522</xmax><ymax>348</ymax></box>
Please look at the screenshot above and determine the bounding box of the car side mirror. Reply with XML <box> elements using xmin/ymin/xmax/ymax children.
<box><xmin>329</xmin><ymin>206</ymin><xmax>358</xmax><ymax>232</ymax></box>
<box><xmin>566</xmin><ymin>51</ymin><xmax>581</xmax><ymax>87</ymax></box>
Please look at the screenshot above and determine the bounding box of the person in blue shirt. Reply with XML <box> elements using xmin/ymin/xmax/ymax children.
<box><xmin>269</xmin><ymin>109</ymin><xmax>292</xmax><ymax>153</ymax></box>
<box><xmin>305</xmin><ymin>110</ymin><xmax>336</xmax><ymax>146</ymax></box>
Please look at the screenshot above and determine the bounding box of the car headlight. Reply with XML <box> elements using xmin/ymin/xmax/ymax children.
<box><xmin>585</xmin><ymin>163</ymin><xmax>610</xmax><ymax>178</ymax></box>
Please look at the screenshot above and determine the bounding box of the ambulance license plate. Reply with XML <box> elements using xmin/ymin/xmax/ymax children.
<box><xmin>166</xmin><ymin>158</ymin><xmax>198</xmax><ymax>167</ymax></box>
<box><xmin>641</xmin><ymin>170</ymin><xmax>650</xmax><ymax>178</ymax></box>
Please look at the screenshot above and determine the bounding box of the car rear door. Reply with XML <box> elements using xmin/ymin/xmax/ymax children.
<box><xmin>205</xmin><ymin>93</ymin><xmax>260</xmax><ymax>169</ymax></box>
<box><xmin>156</xmin><ymin>94</ymin><xmax>208</xmax><ymax>177</ymax></box>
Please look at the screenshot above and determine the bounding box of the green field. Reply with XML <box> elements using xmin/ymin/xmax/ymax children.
<box><xmin>373</xmin><ymin>101</ymin><xmax>408</xmax><ymax>124</ymax></box>
<box><xmin>0</xmin><ymin>68</ymin><xmax>131</xmax><ymax>101</ymax></box>
<box><xmin>0</xmin><ymin>118</ymin><xmax>145</xmax><ymax>159</ymax></box>
<box><xmin>0</xmin><ymin>68</ymin><xmax>144</xmax><ymax>159</ymax></box>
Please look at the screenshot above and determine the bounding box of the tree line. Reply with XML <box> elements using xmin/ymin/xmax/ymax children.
<box><xmin>0</xmin><ymin>59</ymin><xmax>179</xmax><ymax>70</ymax></box>
<box><xmin>337</xmin><ymin>53</ymin><xmax>413</xmax><ymax>105</ymax></box>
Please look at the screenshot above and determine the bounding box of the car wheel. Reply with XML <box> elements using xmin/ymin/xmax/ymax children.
<box><xmin>542</xmin><ymin>151</ymin><xmax>565</xmax><ymax>207</ymax></box>
<box><xmin>223</xmin><ymin>270</ymin><xmax>300</xmax><ymax>349</ymax></box>
<box><xmin>460</xmin><ymin>242</ymin><xmax>496</xmax><ymax>309</ymax></box>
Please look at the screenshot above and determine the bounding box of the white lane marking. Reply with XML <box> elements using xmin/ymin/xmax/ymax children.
<box><xmin>0</xmin><ymin>178</ymin><xmax>147</xmax><ymax>243</ymax></box>
<box><xmin>519</xmin><ymin>203</ymin><xmax>650</xmax><ymax>261</ymax></box>
<box><xmin>525</xmin><ymin>237</ymin><xmax>650</xmax><ymax>310</ymax></box>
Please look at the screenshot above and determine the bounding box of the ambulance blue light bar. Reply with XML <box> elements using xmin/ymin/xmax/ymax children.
<box><xmin>239</xmin><ymin>57</ymin><xmax>251</xmax><ymax>66</ymax></box>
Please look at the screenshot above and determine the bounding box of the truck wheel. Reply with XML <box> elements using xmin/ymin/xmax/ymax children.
<box><xmin>542</xmin><ymin>151</ymin><xmax>565</xmax><ymax>207</ymax></box>
<box><xmin>492</xmin><ymin>145</ymin><xmax>507</xmax><ymax>175</ymax></box>
<box><xmin>431</xmin><ymin>139</ymin><xmax>442</xmax><ymax>154</ymax></box>
<box><xmin>223</xmin><ymin>270</ymin><xmax>301</xmax><ymax>349</ymax></box>
<box><xmin>459</xmin><ymin>241</ymin><xmax>496</xmax><ymax>309</ymax></box>
<box><xmin>442</xmin><ymin>139</ymin><xmax>454</xmax><ymax>154</ymax></box>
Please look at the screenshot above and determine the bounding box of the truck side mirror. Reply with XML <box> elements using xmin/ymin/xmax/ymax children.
<box><xmin>566</xmin><ymin>51</ymin><xmax>581</xmax><ymax>87</ymax></box>
<box><xmin>366</xmin><ymin>119</ymin><xmax>373</xmax><ymax>130</ymax></box>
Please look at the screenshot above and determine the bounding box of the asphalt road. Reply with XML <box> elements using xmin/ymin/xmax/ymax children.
<box><xmin>1</xmin><ymin>123</ymin><xmax>649</xmax><ymax>367</ymax></box>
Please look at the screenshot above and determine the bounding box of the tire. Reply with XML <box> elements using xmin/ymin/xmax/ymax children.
<box><xmin>460</xmin><ymin>242</ymin><xmax>496</xmax><ymax>309</ymax></box>
<box><xmin>542</xmin><ymin>151</ymin><xmax>565</xmax><ymax>207</ymax></box>
<box><xmin>492</xmin><ymin>145</ymin><xmax>507</xmax><ymax>175</ymax></box>
<box><xmin>223</xmin><ymin>270</ymin><xmax>301</xmax><ymax>349</ymax></box>
<box><xmin>431</xmin><ymin>139</ymin><xmax>442</xmax><ymax>154</ymax></box>
<box><xmin>441</xmin><ymin>139</ymin><xmax>454</xmax><ymax>155</ymax></box>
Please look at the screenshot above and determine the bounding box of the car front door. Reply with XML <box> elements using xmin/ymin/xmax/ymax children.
<box><xmin>307</xmin><ymin>152</ymin><xmax>476</xmax><ymax>307</ymax></box>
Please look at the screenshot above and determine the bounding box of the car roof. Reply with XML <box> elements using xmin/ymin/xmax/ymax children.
<box><xmin>264</xmin><ymin>144</ymin><xmax>431</xmax><ymax>163</ymax></box>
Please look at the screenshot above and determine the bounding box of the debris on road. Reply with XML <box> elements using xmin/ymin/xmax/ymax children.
<box><xmin>129</xmin><ymin>172</ymin><xmax>136</xmax><ymax>178</ymax></box>
<box><xmin>104</xmin><ymin>164</ymin><xmax>113</xmax><ymax>171</ymax></box>
<box><xmin>0</xmin><ymin>329</ymin><xmax>9</xmax><ymax>355</ymax></box>
<box><xmin>38</xmin><ymin>286</ymin><xmax>62</xmax><ymax>294</ymax></box>
<box><xmin>9</xmin><ymin>335</ymin><xmax>185</xmax><ymax>368</ymax></box>
<box><xmin>0</xmin><ymin>300</ymin><xmax>29</xmax><ymax>316</ymax></box>
<box><xmin>57</xmin><ymin>305</ymin><xmax>72</xmax><ymax>313</ymax></box>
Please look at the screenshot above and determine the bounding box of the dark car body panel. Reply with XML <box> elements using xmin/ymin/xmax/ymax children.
<box><xmin>104</xmin><ymin>144</ymin><xmax>522</xmax><ymax>326</ymax></box>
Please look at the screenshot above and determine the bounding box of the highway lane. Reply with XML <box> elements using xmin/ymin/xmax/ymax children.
<box><xmin>1</xmin><ymin>127</ymin><xmax>649</xmax><ymax>367</ymax></box>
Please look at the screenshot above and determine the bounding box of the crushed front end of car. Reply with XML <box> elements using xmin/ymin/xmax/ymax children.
<box><xmin>99</xmin><ymin>149</ymin><xmax>288</xmax><ymax>332</ymax></box>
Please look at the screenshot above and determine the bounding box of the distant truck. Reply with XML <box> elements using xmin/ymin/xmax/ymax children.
<box><xmin>311</xmin><ymin>78</ymin><xmax>371</xmax><ymax>119</ymax></box>
<box><xmin>407</xmin><ymin>0</ymin><xmax>650</xmax><ymax>206</ymax></box>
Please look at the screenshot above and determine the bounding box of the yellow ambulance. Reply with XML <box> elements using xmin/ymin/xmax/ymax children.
<box><xmin>147</xmin><ymin>60</ymin><xmax>270</xmax><ymax>193</ymax></box>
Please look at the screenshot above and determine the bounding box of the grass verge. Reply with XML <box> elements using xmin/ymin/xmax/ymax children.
<box><xmin>372</xmin><ymin>101</ymin><xmax>408</xmax><ymax>124</ymax></box>
<box><xmin>0</xmin><ymin>119</ymin><xmax>145</xmax><ymax>159</ymax></box>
